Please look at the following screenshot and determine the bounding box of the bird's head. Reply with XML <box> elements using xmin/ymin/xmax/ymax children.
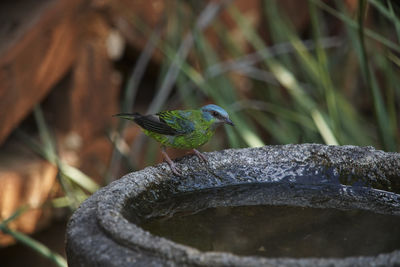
<box><xmin>201</xmin><ymin>104</ymin><xmax>234</xmax><ymax>127</ymax></box>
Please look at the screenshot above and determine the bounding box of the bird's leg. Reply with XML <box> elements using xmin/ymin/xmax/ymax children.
<box><xmin>192</xmin><ymin>149</ymin><xmax>208</xmax><ymax>163</ymax></box>
<box><xmin>161</xmin><ymin>147</ymin><xmax>181</xmax><ymax>176</ymax></box>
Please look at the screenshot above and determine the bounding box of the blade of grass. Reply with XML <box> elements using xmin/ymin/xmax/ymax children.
<box><xmin>0</xmin><ymin>208</ymin><xmax>67</xmax><ymax>267</ymax></box>
<box><xmin>311</xmin><ymin>110</ymin><xmax>339</xmax><ymax>145</ymax></box>
<box><xmin>265</xmin><ymin>1</ymin><xmax>344</xmax><ymax>142</ymax></box>
<box><xmin>0</xmin><ymin>226</ymin><xmax>67</xmax><ymax>267</ymax></box>
<box><xmin>369</xmin><ymin>0</ymin><xmax>400</xmax><ymax>42</ymax></box>
<box><xmin>0</xmin><ymin>206</ymin><xmax>28</xmax><ymax>228</ymax></box>
<box><xmin>229</xmin><ymin>4</ymin><xmax>339</xmax><ymax>145</ymax></box>
<box><xmin>33</xmin><ymin>106</ymin><xmax>56</xmax><ymax>163</ymax></box>
<box><xmin>308</xmin><ymin>1</ymin><xmax>340</xmax><ymax>136</ymax></box>
<box><xmin>311</xmin><ymin>0</ymin><xmax>400</xmax><ymax>53</ymax></box>
<box><xmin>248</xmin><ymin>111</ymin><xmax>300</xmax><ymax>144</ymax></box>
<box><xmin>147</xmin><ymin>0</ymin><xmax>232</xmax><ymax>114</ymax></box>
<box><xmin>16</xmin><ymin>128</ymin><xmax>99</xmax><ymax>194</ymax></box>
<box><xmin>376</xmin><ymin>51</ymin><xmax>399</xmax><ymax>148</ymax></box>
<box><xmin>386</xmin><ymin>0</ymin><xmax>400</xmax><ymax>42</ymax></box>
<box><xmin>192</xmin><ymin>28</ymin><xmax>259</xmax><ymax>146</ymax></box>
<box><xmin>107</xmin><ymin>21</ymin><xmax>163</xmax><ymax>182</ymax></box>
<box><xmin>59</xmin><ymin>163</ymin><xmax>99</xmax><ymax>193</ymax></box>
<box><xmin>230</xmin><ymin>100</ymin><xmax>316</xmax><ymax>131</ymax></box>
<box><xmin>192</xmin><ymin>27</ymin><xmax>264</xmax><ymax>147</ymax></box>
<box><xmin>16</xmin><ymin>105</ymin><xmax>98</xmax><ymax>211</ymax></box>
<box><xmin>34</xmin><ymin>106</ymin><xmax>99</xmax><ymax>192</ymax></box>
<box><xmin>387</xmin><ymin>50</ymin><xmax>400</xmax><ymax>68</ymax></box>
<box><xmin>15</xmin><ymin>129</ymin><xmax>80</xmax><ymax>210</ymax></box>
<box><xmin>357</xmin><ymin>0</ymin><xmax>396</xmax><ymax>151</ymax></box>
<box><xmin>206</xmin><ymin>37</ymin><xmax>342</xmax><ymax>78</ymax></box>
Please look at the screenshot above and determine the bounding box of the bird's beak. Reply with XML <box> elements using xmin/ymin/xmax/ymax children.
<box><xmin>225</xmin><ymin>118</ymin><xmax>234</xmax><ymax>126</ymax></box>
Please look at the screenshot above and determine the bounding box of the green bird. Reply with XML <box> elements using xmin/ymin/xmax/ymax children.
<box><xmin>114</xmin><ymin>104</ymin><xmax>234</xmax><ymax>175</ymax></box>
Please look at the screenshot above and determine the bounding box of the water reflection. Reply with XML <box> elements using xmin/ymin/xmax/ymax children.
<box><xmin>142</xmin><ymin>205</ymin><xmax>400</xmax><ymax>258</ymax></box>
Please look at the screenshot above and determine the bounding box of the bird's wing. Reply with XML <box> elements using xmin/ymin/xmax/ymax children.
<box><xmin>133</xmin><ymin>111</ymin><xmax>194</xmax><ymax>136</ymax></box>
<box><xmin>157</xmin><ymin>110</ymin><xmax>195</xmax><ymax>135</ymax></box>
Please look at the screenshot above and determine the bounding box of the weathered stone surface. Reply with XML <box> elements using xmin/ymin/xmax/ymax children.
<box><xmin>66</xmin><ymin>144</ymin><xmax>400</xmax><ymax>266</ymax></box>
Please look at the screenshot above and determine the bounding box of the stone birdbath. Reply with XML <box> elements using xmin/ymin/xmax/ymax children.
<box><xmin>66</xmin><ymin>144</ymin><xmax>400</xmax><ymax>266</ymax></box>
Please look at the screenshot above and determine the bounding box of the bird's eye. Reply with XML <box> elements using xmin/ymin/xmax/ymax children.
<box><xmin>212</xmin><ymin>111</ymin><xmax>218</xmax><ymax>117</ymax></box>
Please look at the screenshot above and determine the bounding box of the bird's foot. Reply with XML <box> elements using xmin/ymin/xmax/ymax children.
<box><xmin>161</xmin><ymin>148</ymin><xmax>182</xmax><ymax>176</ymax></box>
<box><xmin>192</xmin><ymin>149</ymin><xmax>208</xmax><ymax>163</ymax></box>
<box><xmin>167</xmin><ymin>161</ymin><xmax>182</xmax><ymax>176</ymax></box>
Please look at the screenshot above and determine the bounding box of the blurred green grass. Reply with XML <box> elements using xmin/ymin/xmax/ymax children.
<box><xmin>125</xmin><ymin>0</ymin><xmax>399</xmax><ymax>165</ymax></box>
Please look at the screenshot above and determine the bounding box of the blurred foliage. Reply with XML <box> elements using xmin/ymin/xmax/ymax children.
<box><xmin>122</xmin><ymin>0</ymin><xmax>400</xmax><ymax>171</ymax></box>
<box><xmin>0</xmin><ymin>207</ymin><xmax>67</xmax><ymax>267</ymax></box>
<box><xmin>17</xmin><ymin>106</ymin><xmax>99</xmax><ymax>210</ymax></box>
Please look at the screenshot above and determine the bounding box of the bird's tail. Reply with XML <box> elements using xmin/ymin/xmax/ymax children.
<box><xmin>112</xmin><ymin>112</ymin><xmax>141</xmax><ymax>121</ymax></box>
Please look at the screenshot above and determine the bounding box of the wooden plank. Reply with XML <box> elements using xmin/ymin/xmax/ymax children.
<box><xmin>0</xmin><ymin>141</ymin><xmax>58</xmax><ymax>246</ymax></box>
<box><xmin>0</xmin><ymin>0</ymin><xmax>88</xmax><ymax>145</ymax></box>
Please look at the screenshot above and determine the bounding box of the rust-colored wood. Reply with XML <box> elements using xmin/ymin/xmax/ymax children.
<box><xmin>0</xmin><ymin>0</ymin><xmax>88</xmax><ymax>146</ymax></box>
<box><xmin>45</xmin><ymin>11</ymin><xmax>120</xmax><ymax>141</ymax></box>
<box><xmin>0</xmin><ymin>142</ymin><xmax>58</xmax><ymax>245</ymax></box>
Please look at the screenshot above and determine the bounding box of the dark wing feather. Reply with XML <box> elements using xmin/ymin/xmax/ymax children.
<box><xmin>132</xmin><ymin>114</ymin><xmax>180</xmax><ymax>135</ymax></box>
<box><xmin>125</xmin><ymin>110</ymin><xmax>195</xmax><ymax>136</ymax></box>
<box><xmin>157</xmin><ymin>110</ymin><xmax>195</xmax><ymax>135</ymax></box>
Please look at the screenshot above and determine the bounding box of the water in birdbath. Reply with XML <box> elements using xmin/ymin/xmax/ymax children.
<box><xmin>139</xmin><ymin>186</ymin><xmax>400</xmax><ymax>258</ymax></box>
